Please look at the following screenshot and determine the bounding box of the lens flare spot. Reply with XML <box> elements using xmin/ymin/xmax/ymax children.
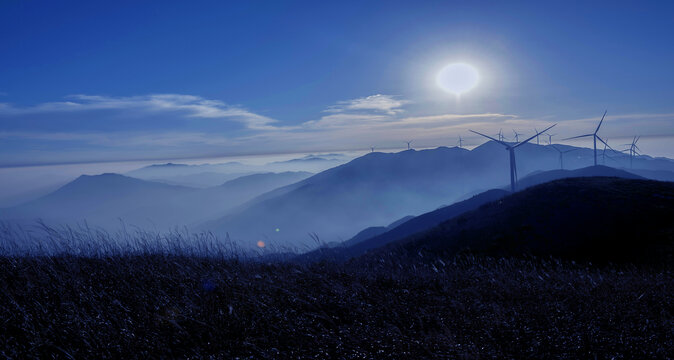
<box><xmin>257</xmin><ymin>240</ymin><xmax>266</xmax><ymax>248</ymax></box>
<box><xmin>275</xmin><ymin>228</ymin><xmax>280</xmax><ymax>232</ymax></box>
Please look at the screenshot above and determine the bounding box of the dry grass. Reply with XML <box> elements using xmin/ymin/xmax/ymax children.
<box><xmin>1</xmin><ymin>236</ymin><xmax>671</xmax><ymax>359</ymax></box>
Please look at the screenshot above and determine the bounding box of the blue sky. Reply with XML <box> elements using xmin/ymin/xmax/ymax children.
<box><xmin>1</xmin><ymin>0</ymin><xmax>673</xmax><ymax>166</ymax></box>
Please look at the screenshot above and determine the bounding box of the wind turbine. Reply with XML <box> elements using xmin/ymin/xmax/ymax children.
<box><xmin>563</xmin><ymin>110</ymin><xmax>609</xmax><ymax>166</ymax></box>
<box><xmin>457</xmin><ymin>136</ymin><xmax>464</xmax><ymax>148</ymax></box>
<box><xmin>512</xmin><ymin>130</ymin><xmax>523</xmax><ymax>143</ymax></box>
<box><xmin>623</xmin><ymin>136</ymin><xmax>641</xmax><ymax>168</ymax></box>
<box><xmin>534</xmin><ymin>128</ymin><xmax>540</xmax><ymax>145</ymax></box>
<box><xmin>551</xmin><ymin>145</ymin><xmax>578</xmax><ymax>170</ymax></box>
<box><xmin>496</xmin><ymin>129</ymin><xmax>505</xmax><ymax>142</ymax></box>
<box><xmin>370</xmin><ymin>146</ymin><xmax>375</xmax><ymax>153</ymax></box>
<box><xmin>470</xmin><ymin>124</ymin><xmax>556</xmax><ymax>192</ymax></box>
<box><xmin>601</xmin><ymin>142</ymin><xmax>608</xmax><ymax>165</ymax></box>
<box><xmin>545</xmin><ymin>132</ymin><xmax>557</xmax><ymax>145</ymax></box>
<box><xmin>406</xmin><ymin>140</ymin><xmax>413</xmax><ymax>150</ymax></box>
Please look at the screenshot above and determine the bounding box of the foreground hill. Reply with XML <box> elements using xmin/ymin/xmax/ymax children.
<box><xmin>2</xmin><ymin>172</ymin><xmax>311</xmax><ymax>229</ymax></box>
<box><xmin>388</xmin><ymin>177</ymin><xmax>674</xmax><ymax>263</ymax></box>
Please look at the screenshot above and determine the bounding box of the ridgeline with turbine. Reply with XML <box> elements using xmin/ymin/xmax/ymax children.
<box><xmin>470</xmin><ymin>124</ymin><xmax>556</xmax><ymax>192</ymax></box>
<box><xmin>563</xmin><ymin>111</ymin><xmax>612</xmax><ymax>166</ymax></box>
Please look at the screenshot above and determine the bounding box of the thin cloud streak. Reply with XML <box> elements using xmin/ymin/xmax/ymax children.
<box><xmin>324</xmin><ymin>94</ymin><xmax>407</xmax><ymax>115</ymax></box>
<box><xmin>0</xmin><ymin>94</ymin><xmax>280</xmax><ymax>130</ymax></box>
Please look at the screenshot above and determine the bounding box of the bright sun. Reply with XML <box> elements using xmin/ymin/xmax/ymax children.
<box><xmin>436</xmin><ymin>63</ymin><xmax>479</xmax><ymax>95</ymax></box>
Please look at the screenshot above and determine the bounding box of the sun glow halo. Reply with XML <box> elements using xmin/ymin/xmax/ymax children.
<box><xmin>436</xmin><ymin>63</ymin><xmax>479</xmax><ymax>95</ymax></box>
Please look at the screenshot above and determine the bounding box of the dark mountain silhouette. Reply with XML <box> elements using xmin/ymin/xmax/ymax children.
<box><xmin>382</xmin><ymin>177</ymin><xmax>674</xmax><ymax>263</ymax></box>
<box><xmin>2</xmin><ymin>172</ymin><xmax>311</xmax><ymax>229</ymax></box>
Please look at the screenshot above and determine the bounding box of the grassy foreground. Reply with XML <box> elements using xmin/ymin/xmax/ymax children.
<box><xmin>0</xmin><ymin>252</ymin><xmax>671</xmax><ymax>359</ymax></box>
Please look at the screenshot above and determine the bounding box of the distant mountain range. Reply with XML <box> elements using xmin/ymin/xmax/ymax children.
<box><xmin>1</xmin><ymin>171</ymin><xmax>311</xmax><ymax>229</ymax></box>
<box><xmin>205</xmin><ymin>142</ymin><xmax>674</xmax><ymax>249</ymax></box>
<box><xmin>126</xmin><ymin>155</ymin><xmax>347</xmax><ymax>187</ymax></box>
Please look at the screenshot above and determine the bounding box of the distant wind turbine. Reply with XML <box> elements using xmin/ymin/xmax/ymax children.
<box><xmin>471</xmin><ymin>124</ymin><xmax>556</xmax><ymax>192</ymax></box>
<box><xmin>551</xmin><ymin>145</ymin><xmax>578</xmax><ymax>170</ymax></box>
<box><xmin>512</xmin><ymin>130</ymin><xmax>523</xmax><ymax>142</ymax></box>
<box><xmin>545</xmin><ymin>133</ymin><xmax>557</xmax><ymax>145</ymax></box>
<box><xmin>457</xmin><ymin>136</ymin><xmax>464</xmax><ymax>149</ymax></box>
<box><xmin>406</xmin><ymin>140</ymin><xmax>413</xmax><ymax>150</ymax></box>
<box><xmin>534</xmin><ymin>128</ymin><xmax>540</xmax><ymax>145</ymax></box>
<box><xmin>599</xmin><ymin>138</ymin><xmax>619</xmax><ymax>165</ymax></box>
<box><xmin>562</xmin><ymin>110</ymin><xmax>609</xmax><ymax>166</ymax></box>
<box><xmin>371</xmin><ymin>146</ymin><xmax>375</xmax><ymax>153</ymax></box>
<box><xmin>496</xmin><ymin>129</ymin><xmax>505</xmax><ymax>142</ymax></box>
<box><xmin>623</xmin><ymin>136</ymin><xmax>641</xmax><ymax>168</ymax></box>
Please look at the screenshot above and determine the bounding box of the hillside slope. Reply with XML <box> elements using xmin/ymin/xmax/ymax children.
<box><xmin>388</xmin><ymin>177</ymin><xmax>674</xmax><ymax>263</ymax></box>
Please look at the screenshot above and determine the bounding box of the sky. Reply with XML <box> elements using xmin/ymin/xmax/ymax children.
<box><xmin>1</xmin><ymin>0</ymin><xmax>673</xmax><ymax>167</ymax></box>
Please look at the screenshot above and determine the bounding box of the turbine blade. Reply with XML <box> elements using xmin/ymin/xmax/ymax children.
<box><xmin>515</xmin><ymin>124</ymin><xmax>556</xmax><ymax>148</ymax></box>
<box><xmin>595</xmin><ymin>110</ymin><xmax>607</xmax><ymax>134</ymax></box>
<box><xmin>596</xmin><ymin>136</ymin><xmax>615</xmax><ymax>152</ymax></box>
<box><xmin>469</xmin><ymin>130</ymin><xmax>508</xmax><ymax>147</ymax></box>
<box><xmin>562</xmin><ymin>134</ymin><xmax>593</xmax><ymax>140</ymax></box>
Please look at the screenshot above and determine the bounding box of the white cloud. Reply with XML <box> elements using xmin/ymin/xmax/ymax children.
<box><xmin>0</xmin><ymin>94</ymin><xmax>278</xmax><ymax>130</ymax></box>
<box><xmin>0</xmin><ymin>130</ymin><xmax>231</xmax><ymax>147</ymax></box>
<box><xmin>325</xmin><ymin>94</ymin><xmax>407</xmax><ymax>115</ymax></box>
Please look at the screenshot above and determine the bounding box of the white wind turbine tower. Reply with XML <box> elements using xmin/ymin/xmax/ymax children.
<box><xmin>545</xmin><ymin>132</ymin><xmax>557</xmax><ymax>145</ymax></box>
<box><xmin>471</xmin><ymin>124</ymin><xmax>556</xmax><ymax>192</ymax></box>
<box><xmin>496</xmin><ymin>129</ymin><xmax>505</xmax><ymax>142</ymax></box>
<box><xmin>406</xmin><ymin>140</ymin><xmax>413</xmax><ymax>150</ymax></box>
<box><xmin>370</xmin><ymin>146</ymin><xmax>375</xmax><ymax>153</ymax></box>
<box><xmin>457</xmin><ymin>136</ymin><xmax>464</xmax><ymax>148</ymax></box>
<box><xmin>551</xmin><ymin>145</ymin><xmax>578</xmax><ymax>170</ymax></box>
<box><xmin>562</xmin><ymin>110</ymin><xmax>609</xmax><ymax>166</ymax></box>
